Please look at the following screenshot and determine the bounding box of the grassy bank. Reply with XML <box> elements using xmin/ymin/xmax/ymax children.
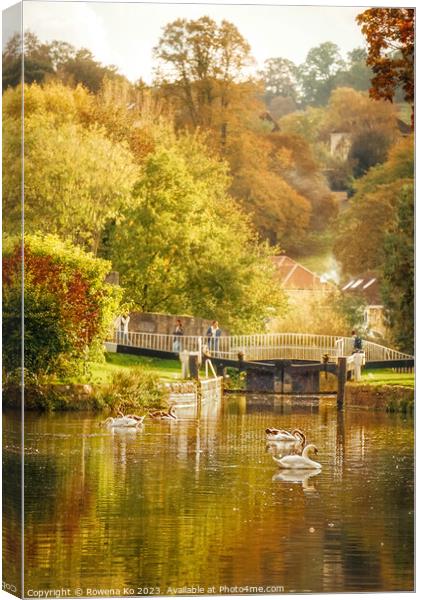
<box><xmin>89</xmin><ymin>353</ymin><xmax>183</xmax><ymax>383</ymax></box>
<box><xmin>361</xmin><ymin>368</ymin><xmax>414</xmax><ymax>388</ymax></box>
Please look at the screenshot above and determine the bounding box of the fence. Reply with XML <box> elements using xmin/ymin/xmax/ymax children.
<box><xmin>111</xmin><ymin>330</ymin><xmax>413</xmax><ymax>363</ymax></box>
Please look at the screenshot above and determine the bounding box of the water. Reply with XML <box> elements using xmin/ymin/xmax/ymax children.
<box><xmin>3</xmin><ymin>396</ymin><xmax>414</xmax><ymax>595</ymax></box>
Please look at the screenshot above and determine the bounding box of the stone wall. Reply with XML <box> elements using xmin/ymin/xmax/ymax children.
<box><xmin>345</xmin><ymin>383</ymin><xmax>414</xmax><ymax>413</ymax></box>
<box><xmin>128</xmin><ymin>312</ymin><xmax>228</xmax><ymax>337</ymax></box>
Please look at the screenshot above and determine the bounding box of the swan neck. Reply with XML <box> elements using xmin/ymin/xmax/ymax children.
<box><xmin>302</xmin><ymin>445</ymin><xmax>313</xmax><ymax>459</ymax></box>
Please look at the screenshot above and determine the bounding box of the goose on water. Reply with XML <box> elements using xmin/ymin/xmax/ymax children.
<box><xmin>148</xmin><ymin>404</ymin><xmax>177</xmax><ymax>420</ymax></box>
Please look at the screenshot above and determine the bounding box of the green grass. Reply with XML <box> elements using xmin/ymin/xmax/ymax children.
<box><xmin>89</xmin><ymin>353</ymin><xmax>184</xmax><ymax>384</ymax></box>
<box><xmin>361</xmin><ymin>368</ymin><xmax>414</xmax><ymax>388</ymax></box>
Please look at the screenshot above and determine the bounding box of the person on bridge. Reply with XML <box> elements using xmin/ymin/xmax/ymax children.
<box><xmin>120</xmin><ymin>313</ymin><xmax>130</xmax><ymax>344</ymax></box>
<box><xmin>206</xmin><ymin>320</ymin><xmax>221</xmax><ymax>352</ymax></box>
<box><xmin>351</xmin><ymin>330</ymin><xmax>363</xmax><ymax>353</ymax></box>
<box><xmin>172</xmin><ymin>319</ymin><xmax>184</xmax><ymax>353</ymax></box>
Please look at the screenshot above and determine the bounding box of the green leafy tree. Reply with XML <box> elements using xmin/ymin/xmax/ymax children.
<box><xmin>111</xmin><ymin>139</ymin><xmax>286</xmax><ymax>332</ymax></box>
<box><xmin>260</xmin><ymin>57</ymin><xmax>299</xmax><ymax>103</ymax></box>
<box><xmin>2</xmin><ymin>30</ymin><xmax>126</xmax><ymax>93</ymax></box>
<box><xmin>298</xmin><ymin>42</ymin><xmax>345</xmax><ymax>106</ymax></box>
<box><xmin>333</xmin><ymin>48</ymin><xmax>373</xmax><ymax>92</ymax></box>
<box><xmin>382</xmin><ymin>183</ymin><xmax>414</xmax><ymax>353</ymax></box>
<box><xmin>3</xmin><ymin>84</ymin><xmax>139</xmax><ymax>253</ymax></box>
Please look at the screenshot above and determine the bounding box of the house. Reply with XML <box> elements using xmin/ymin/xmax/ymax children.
<box><xmin>271</xmin><ymin>255</ymin><xmax>334</xmax><ymax>301</ymax></box>
<box><xmin>330</xmin><ymin>131</ymin><xmax>352</xmax><ymax>161</ymax></box>
<box><xmin>341</xmin><ymin>274</ymin><xmax>386</xmax><ymax>338</ymax></box>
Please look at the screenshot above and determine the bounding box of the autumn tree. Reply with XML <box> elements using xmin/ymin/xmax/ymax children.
<box><xmin>334</xmin><ymin>135</ymin><xmax>414</xmax><ymax>276</ymax></box>
<box><xmin>226</xmin><ymin>129</ymin><xmax>312</xmax><ymax>250</ymax></box>
<box><xmin>323</xmin><ymin>87</ymin><xmax>398</xmax><ymax>178</ymax></box>
<box><xmin>357</xmin><ymin>8</ymin><xmax>414</xmax><ymax>123</ymax></box>
<box><xmin>153</xmin><ymin>17</ymin><xmax>257</xmax><ymax>148</ymax></box>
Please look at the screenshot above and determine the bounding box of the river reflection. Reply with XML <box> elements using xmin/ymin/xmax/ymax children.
<box><xmin>3</xmin><ymin>395</ymin><xmax>414</xmax><ymax>594</ymax></box>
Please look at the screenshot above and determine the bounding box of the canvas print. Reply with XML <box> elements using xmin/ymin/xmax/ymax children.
<box><xmin>2</xmin><ymin>1</ymin><xmax>414</xmax><ymax>597</ymax></box>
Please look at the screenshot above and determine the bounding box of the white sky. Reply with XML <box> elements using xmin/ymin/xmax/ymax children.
<box><xmin>20</xmin><ymin>1</ymin><xmax>368</xmax><ymax>83</ymax></box>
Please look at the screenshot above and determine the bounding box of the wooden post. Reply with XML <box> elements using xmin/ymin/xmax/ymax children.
<box><xmin>337</xmin><ymin>357</ymin><xmax>347</xmax><ymax>409</ymax></box>
<box><xmin>189</xmin><ymin>353</ymin><xmax>200</xmax><ymax>380</ymax></box>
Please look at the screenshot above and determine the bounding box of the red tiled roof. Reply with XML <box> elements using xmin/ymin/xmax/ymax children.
<box><xmin>271</xmin><ymin>255</ymin><xmax>332</xmax><ymax>291</ymax></box>
<box><xmin>341</xmin><ymin>274</ymin><xmax>382</xmax><ymax>304</ymax></box>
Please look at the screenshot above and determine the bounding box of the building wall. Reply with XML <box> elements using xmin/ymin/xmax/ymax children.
<box><xmin>364</xmin><ymin>305</ymin><xmax>387</xmax><ymax>337</ymax></box>
<box><xmin>330</xmin><ymin>132</ymin><xmax>352</xmax><ymax>161</ymax></box>
<box><xmin>127</xmin><ymin>312</ymin><xmax>226</xmax><ymax>336</ymax></box>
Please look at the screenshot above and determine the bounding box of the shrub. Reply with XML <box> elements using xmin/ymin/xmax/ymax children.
<box><xmin>2</xmin><ymin>234</ymin><xmax>122</xmax><ymax>377</ymax></box>
<box><xmin>98</xmin><ymin>367</ymin><xmax>168</xmax><ymax>413</ymax></box>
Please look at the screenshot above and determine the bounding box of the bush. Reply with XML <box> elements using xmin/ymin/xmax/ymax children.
<box><xmin>98</xmin><ymin>367</ymin><xmax>168</xmax><ymax>413</ymax></box>
<box><xmin>2</xmin><ymin>234</ymin><xmax>122</xmax><ymax>377</ymax></box>
<box><xmin>223</xmin><ymin>368</ymin><xmax>246</xmax><ymax>390</ymax></box>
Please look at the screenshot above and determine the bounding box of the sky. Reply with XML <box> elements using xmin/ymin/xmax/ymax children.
<box><xmin>19</xmin><ymin>1</ymin><xmax>367</xmax><ymax>83</ymax></box>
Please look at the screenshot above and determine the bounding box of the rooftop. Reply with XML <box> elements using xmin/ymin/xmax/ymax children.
<box><xmin>271</xmin><ymin>255</ymin><xmax>333</xmax><ymax>291</ymax></box>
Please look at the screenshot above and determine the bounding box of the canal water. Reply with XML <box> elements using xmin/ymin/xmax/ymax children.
<box><xmin>3</xmin><ymin>396</ymin><xmax>414</xmax><ymax>594</ymax></box>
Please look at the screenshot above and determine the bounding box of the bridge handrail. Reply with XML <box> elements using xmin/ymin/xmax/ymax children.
<box><xmin>110</xmin><ymin>330</ymin><xmax>413</xmax><ymax>362</ymax></box>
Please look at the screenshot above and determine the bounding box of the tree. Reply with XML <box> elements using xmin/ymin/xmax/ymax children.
<box><xmin>2</xmin><ymin>234</ymin><xmax>121</xmax><ymax>376</ymax></box>
<box><xmin>266</xmin><ymin>131</ymin><xmax>337</xmax><ymax>233</ymax></box>
<box><xmin>3</xmin><ymin>84</ymin><xmax>139</xmax><ymax>254</ymax></box>
<box><xmin>381</xmin><ymin>182</ymin><xmax>414</xmax><ymax>353</ymax></box>
<box><xmin>57</xmin><ymin>47</ymin><xmax>124</xmax><ymax>93</ymax></box>
<box><xmin>356</xmin><ymin>8</ymin><xmax>414</xmax><ymax>123</ymax></box>
<box><xmin>111</xmin><ymin>138</ymin><xmax>286</xmax><ymax>332</ymax></box>
<box><xmin>260</xmin><ymin>57</ymin><xmax>299</xmax><ymax>103</ymax></box>
<box><xmin>227</xmin><ymin>130</ymin><xmax>312</xmax><ymax>250</ymax></box>
<box><xmin>323</xmin><ymin>87</ymin><xmax>398</xmax><ymax>177</ymax></box>
<box><xmin>153</xmin><ymin>17</ymin><xmax>256</xmax><ymax>147</ymax></box>
<box><xmin>298</xmin><ymin>42</ymin><xmax>345</xmax><ymax>106</ymax></box>
<box><xmin>333</xmin><ymin>48</ymin><xmax>372</xmax><ymax>92</ymax></box>
<box><xmin>334</xmin><ymin>179</ymin><xmax>409</xmax><ymax>276</ymax></box>
<box><xmin>2</xmin><ymin>32</ymin><xmax>54</xmax><ymax>90</ymax></box>
<box><xmin>2</xmin><ymin>30</ymin><xmax>126</xmax><ymax>93</ymax></box>
<box><xmin>334</xmin><ymin>135</ymin><xmax>414</xmax><ymax>276</ymax></box>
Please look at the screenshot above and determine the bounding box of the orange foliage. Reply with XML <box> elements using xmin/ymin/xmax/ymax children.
<box><xmin>357</xmin><ymin>8</ymin><xmax>414</xmax><ymax>125</ymax></box>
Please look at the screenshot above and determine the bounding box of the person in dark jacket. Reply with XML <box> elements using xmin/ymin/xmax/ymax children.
<box><xmin>206</xmin><ymin>320</ymin><xmax>221</xmax><ymax>352</ymax></box>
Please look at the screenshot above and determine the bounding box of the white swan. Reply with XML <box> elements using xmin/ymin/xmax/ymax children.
<box><xmin>265</xmin><ymin>427</ymin><xmax>306</xmax><ymax>444</ymax></box>
<box><xmin>101</xmin><ymin>414</ymin><xmax>146</xmax><ymax>429</ymax></box>
<box><xmin>266</xmin><ymin>439</ymin><xmax>303</xmax><ymax>457</ymax></box>
<box><xmin>272</xmin><ymin>444</ymin><xmax>321</xmax><ymax>470</ymax></box>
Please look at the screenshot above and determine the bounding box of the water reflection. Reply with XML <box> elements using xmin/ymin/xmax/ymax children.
<box><xmin>2</xmin><ymin>395</ymin><xmax>414</xmax><ymax>594</ymax></box>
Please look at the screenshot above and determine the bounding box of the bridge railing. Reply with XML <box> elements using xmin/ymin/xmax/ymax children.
<box><xmin>111</xmin><ymin>330</ymin><xmax>413</xmax><ymax>363</ymax></box>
